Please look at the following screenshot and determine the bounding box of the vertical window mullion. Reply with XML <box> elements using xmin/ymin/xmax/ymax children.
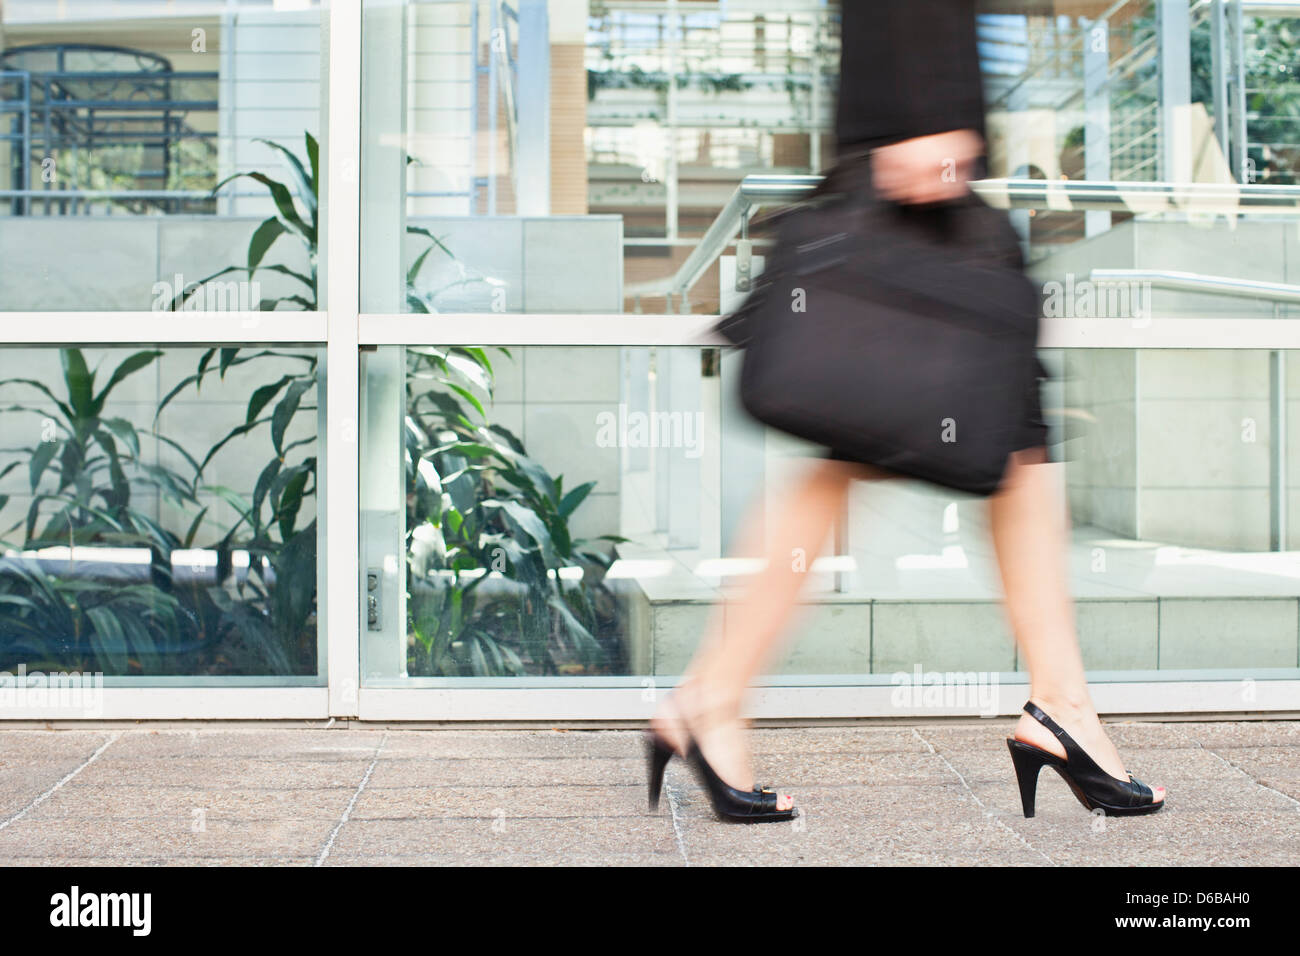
<box><xmin>324</xmin><ymin>0</ymin><xmax>363</xmax><ymax>717</ymax></box>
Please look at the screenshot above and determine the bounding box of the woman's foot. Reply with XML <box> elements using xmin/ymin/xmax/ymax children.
<box><xmin>1014</xmin><ymin>696</ymin><xmax>1164</xmax><ymax>804</ymax></box>
<box><xmin>650</xmin><ymin>681</ymin><xmax>794</xmax><ymax>812</ymax></box>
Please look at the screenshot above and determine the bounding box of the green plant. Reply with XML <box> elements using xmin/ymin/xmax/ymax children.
<box><xmin>0</xmin><ymin>349</ymin><xmax>200</xmax><ymax>672</ymax></box>
<box><xmin>404</xmin><ymin>347</ymin><xmax>625</xmax><ymax>676</ymax></box>
<box><xmin>162</xmin><ymin>132</ymin><xmax>624</xmax><ymax>677</ymax></box>
<box><xmin>173</xmin><ymin>133</ymin><xmax>492</xmax><ymax>313</ymax></box>
<box><xmin>153</xmin><ymin>347</ymin><xmax>322</xmax><ymax>674</ymax></box>
<box><xmin>173</xmin><ymin>132</ymin><xmax>320</xmax><ymax>311</ymax></box>
<box><xmin>1124</xmin><ymin>10</ymin><xmax>1300</xmax><ymax>184</ymax></box>
<box><xmin>0</xmin><ymin>344</ymin><xmax>325</xmax><ymax>675</ymax></box>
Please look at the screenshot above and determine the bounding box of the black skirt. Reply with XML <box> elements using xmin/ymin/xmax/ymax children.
<box><xmin>827</xmin><ymin>360</ymin><xmax>1051</xmax><ymax>465</ymax></box>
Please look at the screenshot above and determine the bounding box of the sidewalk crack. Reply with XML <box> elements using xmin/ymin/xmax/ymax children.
<box><xmin>912</xmin><ymin>729</ymin><xmax>1056</xmax><ymax>866</ymax></box>
<box><xmin>0</xmin><ymin>732</ymin><xmax>120</xmax><ymax>833</ymax></box>
<box><xmin>663</xmin><ymin>765</ymin><xmax>691</xmax><ymax>867</ymax></box>
<box><xmin>315</xmin><ymin>731</ymin><xmax>388</xmax><ymax>866</ymax></box>
<box><xmin>1171</xmin><ymin>725</ymin><xmax>1300</xmax><ymax>811</ymax></box>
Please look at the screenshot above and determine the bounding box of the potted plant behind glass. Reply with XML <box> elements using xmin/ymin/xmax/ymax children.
<box><xmin>170</xmin><ymin>132</ymin><xmax>625</xmax><ymax>677</ymax></box>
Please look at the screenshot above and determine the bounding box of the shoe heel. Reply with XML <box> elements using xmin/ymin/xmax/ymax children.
<box><xmin>645</xmin><ymin>735</ymin><xmax>674</xmax><ymax>812</ymax></box>
<box><xmin>1007</xmin><ymin>738</ymin><xmax>1052</xmax><ymax>819</ymax></box>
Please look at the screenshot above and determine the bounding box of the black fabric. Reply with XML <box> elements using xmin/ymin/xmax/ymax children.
<box><xmin>835</xmin><ymin>0</ymin><xmax>987</xmax><ymax>151</ymax></box>
<box><xmin>830</xmin><ymin>355</ymin><xmax>1048</xmax><ymax>461</ymax></box>
<box><xmin>720</xmin><ymin>160</ymin><xmax>1042</xmax><ymax>495</ymax></box>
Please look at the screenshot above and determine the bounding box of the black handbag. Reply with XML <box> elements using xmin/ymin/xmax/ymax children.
<box><xmin>718</xmin><ymin>161</ymin><xmax>1042</xmax><ymax>496</ymax></box>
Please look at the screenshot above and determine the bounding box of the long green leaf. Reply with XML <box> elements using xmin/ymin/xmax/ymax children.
<box><xmin>558</xmin><ymin>480</ymin><xmax>596</xmax><ymax>519</ymax></box>
<box><xmin>246</xmin><ymin>375</ymin><xmax>292</xmax><ymax>426</ymax></box>
<box><xmin>60</xmin><ymin>349</ymin><xmax>94</xmax><ymax>417</ymax></box>
<box><xmin>99</xmin><ymin>417</ymin><xmax>141</xmax><ymax>459</ymax></box>
<box><xmin>28</xmin><ymin>441</ymin><xmax>58</xmax><ymax>492</ymax></box>
<box><xmin>484</xmin><ymin>499</ymin><xmax>558</xmax><ymax>566</ymax></box>
<box><xmin>271</xmin><ymin>378</ymin><xmax>312</xmax><ymax>454</ymax></box>
<box><xmin>255</xmin><ymin>137</ymin><xmax>317</xmax><ymax>218</ymax></box>
<box><xmin>247</xmin><ymin>216</ymin><xmax>288</xmax><ymax>272</ymax></box>
<box><xmin>93</xmin><ymin>350</ymin><xmax>161</xmax><ymax>413</ymax></box>
<box><xmin>167</xmin><ymin>265</ymin><xmax>244</xmax><ymax>311</ymax></box>
<box><xmin>306</xmin><ymin>131</ymin><xmax>320</xmax><ymax>197</ymax></box>
<box><xmin>212</xmin><ymin>171</ymin><xmax>313</xmax><ymax>242</ymax></box>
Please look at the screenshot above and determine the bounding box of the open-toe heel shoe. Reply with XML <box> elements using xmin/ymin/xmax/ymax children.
<box><xmin>1007</xmin><ymin>701</ymin><xmax>1163</xmax><ymax>818</ymax></box>
<box><xmin>684</xmin><ymin>738</ymin><xmax>796</xmax><ymax>824</ymax></box>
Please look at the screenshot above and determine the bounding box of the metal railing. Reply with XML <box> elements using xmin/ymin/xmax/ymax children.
<box><xmin>629</xmin><ymin>173</ymin><xmax>1300</xmax><ymax>309</ymax></box>
<box><xmin>0</xmin><ymin>44</ymin><xmax>218</xmax><ymax>215</ymax></box>
<box><xmin>1090</xmin><ymin>267</ymin><xmax>1300</xmax><ymax>303</ymax></box>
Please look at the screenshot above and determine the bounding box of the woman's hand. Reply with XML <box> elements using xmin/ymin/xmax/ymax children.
<box><xmin>870</xmin><ymin>129</ymin><xmax>984</xmax><ymax>205</ymax></box>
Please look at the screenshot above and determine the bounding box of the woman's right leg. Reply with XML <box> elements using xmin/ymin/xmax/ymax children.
<box><xmin>651</xmin><ymin>458</ymin><xmax>868</xmax><ymax>808</ymax></box>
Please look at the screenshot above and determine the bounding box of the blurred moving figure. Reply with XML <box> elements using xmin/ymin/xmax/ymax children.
<box><xmin>646</xmin><ymin>0</ymin><xmax>1165</xmax><ymax>823</ymax></box>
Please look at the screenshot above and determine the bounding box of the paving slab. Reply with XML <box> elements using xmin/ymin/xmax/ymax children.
<box><xmin>0</xmin><ymin>724</ymin><xmax>1294</xmax><ymax>866</ymax></box>
<box><xmin>75</xmin><ymin>757</ymin><xmax>372</xmax><ymax>790</ymax></box>
<box><xmin>353</xmin><ymin>784</ymin><xmax>646</xmax><ymax>820</ymax></box>
<box><xmin>24</xmin><ymin>785</ymin><xmax>355</xmax><ymax>822</ymax></box>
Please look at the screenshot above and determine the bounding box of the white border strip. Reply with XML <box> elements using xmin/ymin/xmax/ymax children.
<box><xmin>359</xmin><ymin>313</ymin><xmax>725</xmax><ymax>345</ymax></box>
<box><xmin>0</xmin><ymin>688</ymin><xmax>328</xmax><ymax>721</ymax></box>
<box><xmin>361</xmin><ymin>314</ymin><xmax>1300</xmax><ymax>350</ymax></box>
<box><xmin>0</xmin><ymin>313</ymin><xmax>327</xmax><ymax>344</ymax></box>
<box><xmin>1040</xmin><ymin>317</ymin><xmax>1300</xmax><ymax>349</ymax></box>
<box><xmin>356</xmin><ymin>680</ymin><xmax>1300</xmax><ymax>722</ymax></box>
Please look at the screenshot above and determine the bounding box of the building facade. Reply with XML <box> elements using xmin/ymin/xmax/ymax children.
<box><xmin>1</xmin><ymin>0</ymin><xmax>1298</xmax><ymax>721</ymax></box>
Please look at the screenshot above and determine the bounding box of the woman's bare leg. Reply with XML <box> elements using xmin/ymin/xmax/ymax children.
<box><xmin>990</xmin><ymin>449</ymin><xmax>1163</xmax><ymax>799</ymax></box>
<box><xmin>651</xmin><ymin>458</ymin><xmax>870</xmax><ymax>809</ymax></box>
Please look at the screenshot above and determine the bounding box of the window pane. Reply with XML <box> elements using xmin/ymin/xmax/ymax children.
<box><xmin>360</xmin><ymin>0</ymin><xmax>837</xmax><ymax>314</ymax></box>
<box><xmin>0</xmin><ymin>345</ymin><xmax>323</xmax><ymax>681</ymax></box>
<box><xmin>0</xmin><ymin>0</ymin><xmax>325</xmax><ymax>312</ymax></box>
<box><xmin>360</xmin><ymin>2</ymin><xmax>1299</xmax><ymax>315</ymax></box>
<box><xmin>359</xmin><ymin>344</ymin><xmax>1300</xmax><ymax>685</ymax></box>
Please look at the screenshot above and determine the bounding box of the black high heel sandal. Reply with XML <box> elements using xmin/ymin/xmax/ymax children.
<box><xmin>1006</xmin><ymin>701</ymin><xmax>1163</xmax><ymax>818</ymax></box>
<box><xmin>645</xmin><ymin>731</ymin><xmax>797</xmax><ymax>824</ymax></box>
<box><xmin>645</xmin><ymin>733</ymin><xmax>675</xmax><ymax>813</ymax></box>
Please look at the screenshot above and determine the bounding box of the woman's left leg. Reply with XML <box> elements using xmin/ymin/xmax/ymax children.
<box><xmin>989</xmin><ymin>448</ymin><xmax>1163</xmax><ymax>800</ymax></box>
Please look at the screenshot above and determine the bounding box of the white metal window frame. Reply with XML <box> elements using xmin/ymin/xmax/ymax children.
<box><xmin>2</xmin><ymin>0</ymin><xmax>1298</xmax><ymax>722</ymax></box>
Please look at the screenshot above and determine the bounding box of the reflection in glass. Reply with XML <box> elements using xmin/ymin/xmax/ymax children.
<box><xmin>363</xmin><ymin>2</ymin><xmax>1300</xmax><ymax>314</ymax></box>
<box><xmin>402</xmin><ymin>346</ymin><xmax>625</xmax><ymax>676</ymax></box>
<box><xmin>361</xmin><ymin>345</ymin><xmax>1300</xmax><ymax>684</ymax></box>
<box><xmin>0</xmin><ymin>346</ymin><xmax>321</xmax><ymax>678</ymax></box>
<box><xmin>0</xmin><ymin>0</ymin><xmax>325</xmax><ymax>311</ymax></box>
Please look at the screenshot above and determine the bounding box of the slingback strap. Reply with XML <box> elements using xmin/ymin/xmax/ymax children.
<box><xmin>1023</xmin><ymin>700</ymin><xmax>1070</xmax><ymax>743</ymax></box>
<box><xmin>1024</xmin><ymin>700</ymin><xmax>1105</xmax><ymax>774</ymax></box>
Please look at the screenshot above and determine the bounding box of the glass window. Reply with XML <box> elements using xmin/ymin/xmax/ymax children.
<box><xmin>0</xmin><ymin>345</ymin><xmax>323</xmax><ymax>681</ymax></box>
<box><xmin>360</xmin><ymin>0</ymin><xmax>836</xmax><ymax>315</ymax></box>
<box><xmin>359</xmin><ymin>343</ymin><xmax>1300</xmax><ymax>685</ymax></box>
<box><xmin>3</xmin><ymin>0</ymin><xmax>1299</xmax><ymax>714</ymax></box>
<box><xmin>351</xmin><ymin>2</ymin><xmax>1300</xmax><ymax>698</ymax></box>
<box><xmin>0</xmin><ymin>0</ymin><xmax>325</xmax><ymax>313</ymax></box>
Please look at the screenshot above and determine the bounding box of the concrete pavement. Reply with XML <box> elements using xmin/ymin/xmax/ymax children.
<box><xmin>0</xmin><ymin>720</ymin><xmax>1296</xmax><ymax>866</ymax></box>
